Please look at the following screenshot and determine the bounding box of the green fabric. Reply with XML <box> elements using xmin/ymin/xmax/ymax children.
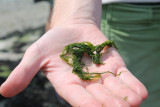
<box><xmin>101</xmin><ymin>3</ymin><xmax>160</xmax><ymax>107</ymax></box>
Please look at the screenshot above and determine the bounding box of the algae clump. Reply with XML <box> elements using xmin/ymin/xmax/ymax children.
<box><xmin>60</xmin><ymin>40</ymin><xmax>117</xmax><ymax>80</ymax></box>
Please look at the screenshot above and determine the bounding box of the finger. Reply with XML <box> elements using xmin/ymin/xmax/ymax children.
<box><xmin>61</xmin><ymin>84</ymin><xmax>102</xmax><ymax>107</ymax></box>
<box><xmin>52</xmin><ymin>84</ymin><xmax>101</xmax><ymax>106</ymax></box>
<box><xmin>45</xmin><ymin>72</ymin><xmax>101</xmax><ymax>107</ymax></box>
<box><xmin>0</xmin><ymin>43</ymin><xmax>43</xmax><ymax>97</ymax></box>
<box><xmin>116</xmin><ymin>67</ymin><xmax>148</xmax><ymax>100</ymax></box>
<box><xmin>86</xmin><ymin>83</ymin><xmax>129</xmax><ymax>107</ymax></box>
<box><xmin>103</xmin><ymin>76</ymin><xmax>142</xmax><ymax>107</ymax></box>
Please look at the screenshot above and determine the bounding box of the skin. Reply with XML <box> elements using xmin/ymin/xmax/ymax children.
<box><xmin>0</xmin><ymin>0</ymin><xmax>148</xmax><ymax>107</ymax></box>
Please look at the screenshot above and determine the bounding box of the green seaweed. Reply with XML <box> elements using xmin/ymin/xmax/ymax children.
<box><xmin>60</xmin><ymin>40</ymin><xmax>117</xmax><ymax>80</ymax></box>
<box><xmin>124</xmin><ymin>96</ymin><xmax>128</xmax><ymax>101</ymax></box>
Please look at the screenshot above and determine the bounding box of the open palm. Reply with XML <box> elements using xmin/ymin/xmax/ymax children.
<box><xmin>0</xmin><ymin>25</ymin><xmax>148</xmax><ymax>107</ymax></box>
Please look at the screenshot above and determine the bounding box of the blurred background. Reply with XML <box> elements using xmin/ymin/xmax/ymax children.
<box><xmin>0</xmin><ymin>0</ymin><xmax>70</xmax><ymax>107</ymax></box>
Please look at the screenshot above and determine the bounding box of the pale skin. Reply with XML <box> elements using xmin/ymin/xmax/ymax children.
<box><xmin>0</xmin><ymin>0</ymin><xmax>148</xmax><ymax>107</ymax></box>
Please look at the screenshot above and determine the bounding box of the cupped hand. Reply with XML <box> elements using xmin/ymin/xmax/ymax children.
<box><xmin>0</xmin><ymin>24</ymin><xmax>148</xmax><ymax>107</ymax></box>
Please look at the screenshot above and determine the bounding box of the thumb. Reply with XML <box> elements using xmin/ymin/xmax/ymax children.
<box><xmin>0</xmin><ymin>43</ymin><xmax>43</xmax><ymax>97</ymax></box>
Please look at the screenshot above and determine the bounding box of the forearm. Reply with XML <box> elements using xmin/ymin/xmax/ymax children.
<box><xmin>51</xmin><ymin>0</ymin><xmax>102</xmax><ymax>28</ymax></box>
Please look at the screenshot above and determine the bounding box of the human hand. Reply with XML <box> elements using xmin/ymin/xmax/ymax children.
<box><xmin>0</xmin><ymin>24</ymin><xmax>148</xmax><ymax>107</ymax></box>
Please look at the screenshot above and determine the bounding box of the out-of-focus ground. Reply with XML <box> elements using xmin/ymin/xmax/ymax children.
<box><xmin>0</xmin><ymin>0</ymin><xmax>48</xmax><ymax>37</ymax></box>
<box><xmin>0</xmin><ymin>0</ymin><xmax>71</xmax><ymax>107</ymax></box>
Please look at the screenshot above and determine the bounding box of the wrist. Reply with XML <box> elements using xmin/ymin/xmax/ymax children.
<box><xmin>51</xmin><ymin>0</ymin><xmax>102</xmax><ymax>28</ymax></box>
